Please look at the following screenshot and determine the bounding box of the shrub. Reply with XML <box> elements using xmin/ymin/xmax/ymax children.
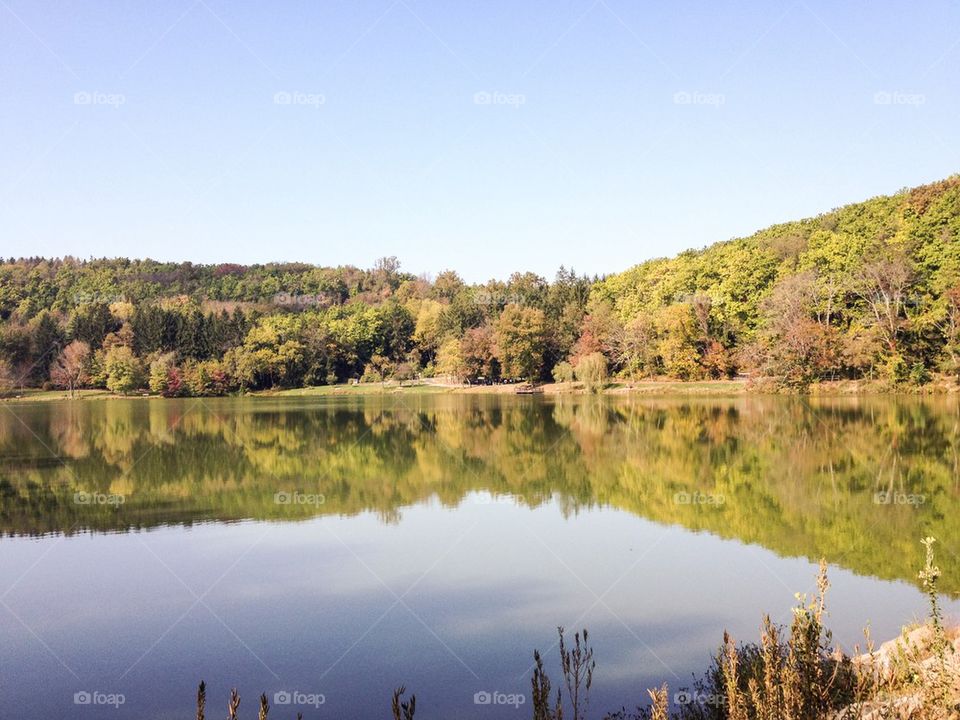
<box><xmin>575</xmin><ymin>353</ymin><xmax>608</xmax><ymax>392</ymax></box>
<box><xmin>910</xmin><ymin>362</ymin><xmax>931</xmax><ymax>385</ymax></box>
<box><xmin>552</xmin><ymin>360</ymin><xmax>575</xmax><ymax>385</ymax></box>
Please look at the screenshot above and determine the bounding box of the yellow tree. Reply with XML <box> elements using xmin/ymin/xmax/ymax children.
<box><xmin>435</xmin><ymin>338</ymin><xmax>467</xmax><ymax>382</ymax></box>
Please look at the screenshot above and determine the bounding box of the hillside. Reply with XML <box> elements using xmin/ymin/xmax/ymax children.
<box><xmin>594</xmin><ymin>176</ymin><xmax>960</xmax><ymax>384</ymax></box>
<box><xmin>1</xmin><ymin>175</ymin><xmax>959</xmax><ymax>394</ymax></box>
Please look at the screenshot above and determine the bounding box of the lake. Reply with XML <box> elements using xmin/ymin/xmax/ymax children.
<box><xmin>1</xmin><ymin>394</ymin><xmax>958</xmax><ymax>719</ymax></box>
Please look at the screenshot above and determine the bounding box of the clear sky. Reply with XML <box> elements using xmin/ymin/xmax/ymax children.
<box><xmin>2</xmin><ymin>0</ymin><xmax>959</xmax><ymax>282</ymax></box>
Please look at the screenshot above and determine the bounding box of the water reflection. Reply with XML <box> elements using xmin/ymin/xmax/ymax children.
<box><xmin>1</xmin><ymin>395</ymin><xmax>958</xmax><ymax>591</ymax></box>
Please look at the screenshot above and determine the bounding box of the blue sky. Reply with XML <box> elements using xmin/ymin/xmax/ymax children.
<box><xmin>2</xmin><ymin>0</ymin><xmax>959</xmax><ymax>282</ymax></box>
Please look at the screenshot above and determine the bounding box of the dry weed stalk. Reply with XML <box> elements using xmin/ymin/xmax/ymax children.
<box><xmin>392</xmin><ymin>685</ymin><xmax>416</xmax><ymax>720</ymax></box>
<box><xmin>647</xmin><ymin>684</ymin><xmax>668</xmax><ymax>720</ymax></box>
<box><xmin>196</xmin><ymin>680</ymin><xmax>205</xmax><ymax>720</ymax></box>
<box><xmin>227</xmin><ymin>688</ymin><xmax>240</xmax><ymax>720</ymax></box>
<box><xmin>560</xmin><ymin>627</ymin><xmax>596</xmax><ymax>720</ymax></box>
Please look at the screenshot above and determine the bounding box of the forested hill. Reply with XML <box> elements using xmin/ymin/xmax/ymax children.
<box><xmin>1</xmin><ymin>175</ymin><xmax>959</xmax><ymax>395</ymax></box>
<box><xmin>595</xmin><ymin>174</ymin><xmax>960</xmax><ymax>383</ymax></box>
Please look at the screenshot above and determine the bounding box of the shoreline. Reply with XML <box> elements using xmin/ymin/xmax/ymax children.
<box><xmin>4</xmin><ymin>377</ymin><xmax>960</xmax><ymax>402</ymax></box>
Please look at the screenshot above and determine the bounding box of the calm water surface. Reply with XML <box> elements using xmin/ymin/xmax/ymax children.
<box><xmin>1</xmin><ymin>395</ymin><xmax>958</xmax><ymax>719</ymax></box>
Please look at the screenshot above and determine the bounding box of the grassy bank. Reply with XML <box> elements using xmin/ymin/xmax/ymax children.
<box><xmin>262</xmin><ymin>379</ymin><xmax>752</xmax><ymax>397</ymax></box>
<box><xmin>265</xmin><ymin>379</ymin><xmax>752</xmax><ymax>397</ymax></box>
<box><xmin>0</xmin><ymin>380</ymin><xmax>748</xmax><ymax>401</ymax></box>
<box><xmin>7</xmin><ymin>376</ymin><xmax>960</xmax><ymax>402</ymax></box>
<box><xmin>0</xmin><ymin>388</ymin><xmax>115</xmax><ymax>402</ymax></box>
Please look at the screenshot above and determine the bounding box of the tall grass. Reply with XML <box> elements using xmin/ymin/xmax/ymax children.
<box><xmin>391</xmin><ymin>686</ymin><xmax>416</xmax><ymax>720</ymax></box>
<box><xmin>194</xmin><ymin>683</ymin><xmax>411</xmax><ymax>719</ymax></box>
<box><xmin>606</xmin><ymin>541</ymin><xmax>956</xmax><ymax>720</ymax></box>
<box><xmin>532</xmin><ymin>627</ymin><xmax>596</xmax><ymax>720</ymax></box>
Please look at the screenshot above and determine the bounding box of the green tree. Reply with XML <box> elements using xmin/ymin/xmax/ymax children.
<box><xmin>939</xmin><ymin>285</ymin><xmax>960</xmax><ymax>381</ymax></box>
<box><xmin>229</xmin><ymin>316</ymin><xmax>306</xmax><ymax>389</ymax></box>
<box><xmin>69</xmin><ymin>303</ymin><xmax>119</xmax><ymax>349</ymax></box>
<box><xmin>103</xmin><ymin>345</ymin><xmax>141</xmax><ymax>394</ymax></box>
<box><xmin>374</xmin><ymin>302</ymin><xmax>415</xmax><ymax>361</ymax></box>
<box><xmin>0</xmin><ymin>358</ymin><xmax>14</xmax><ymax>396</ymax></box>
<box><xmin>411</xmin><ymin>299</ymin><xmax>445</xmax><ymax>361</ymax></box>
<box><xmin>495</xmin><ymin>304</ymin><xmax>546</xmax><ymax>381</ymax></box>
<box><xmin>0</xmin><ymin>324</ymin><xmax>31</xmax><ymax>386</ymax></box>
<box><xmin>29</xmin><ymin>311</ymin><xmax>65</xmax><ymax>384</ymax></box>
<box><xmin>656</xmin><ymin>304</ymin><xmax>702</xmax><ymax>379</ymax></box>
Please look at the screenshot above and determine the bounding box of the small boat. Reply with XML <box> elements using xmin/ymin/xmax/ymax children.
<box><xmin>515</xmin><ymin>383</ymin><xmax>543</xmax><ymax>395</ymax></box>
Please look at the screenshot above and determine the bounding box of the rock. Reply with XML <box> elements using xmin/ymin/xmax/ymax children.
<box><xmin>841</xmin><ymin>623</ymin><xmax>960</xmax><ymax>719</ymax></box>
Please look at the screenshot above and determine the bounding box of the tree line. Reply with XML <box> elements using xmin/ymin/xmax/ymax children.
<box><xmin>1</xmin><ymin>175</ymin><xmax>959</xmax><ymax>395</ymax></box>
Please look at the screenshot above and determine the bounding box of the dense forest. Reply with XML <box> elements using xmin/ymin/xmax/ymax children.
<box><xmin>1</xmin><ymin>175</ymin><xmax>959</xmax><ymax>395</ymax></box>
